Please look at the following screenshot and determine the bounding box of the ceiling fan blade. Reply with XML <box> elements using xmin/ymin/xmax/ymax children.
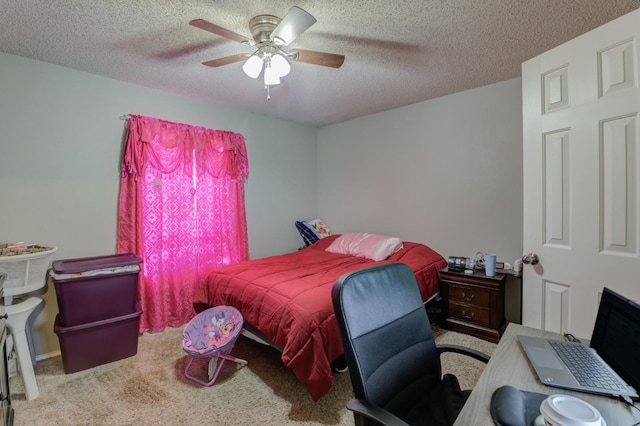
<box><xmin>271</xmin><ymin>6</ymin><xmax>316</xmax><ymax>46</ymax></box>
<box><xmin>189</xmin><ymin>19</ymin><xmax>249</xmax><ymax>44</ymax></box>
<box><xmin>289</xmin><ymin>49</ymin><xmax>345</xmax><ymax>68</ymax></box>
<box><xmin>202</xmin><ymin>53</ymin><xmax>248</xmax><ymax>67</ymax></box>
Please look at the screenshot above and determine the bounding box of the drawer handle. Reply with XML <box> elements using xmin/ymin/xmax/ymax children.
<box><xmin>461</xmin><ymin>292</ymin><xmax>475</xmax><ymax>302</ymax></box>
<box><xmin>461</xmin><ymin>310</ymin><xmax>475</xmax><ymax>320</ymax></box>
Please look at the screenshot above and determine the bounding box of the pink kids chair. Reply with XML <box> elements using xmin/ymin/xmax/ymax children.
<box><xmin>182</xmin><ymin>305</ymin><xmax>247</xmax><ymax>386</ymax></box>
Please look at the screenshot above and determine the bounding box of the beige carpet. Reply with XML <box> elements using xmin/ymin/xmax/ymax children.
<box><xmin>10</xmin><ymin>325</ymin><xmax>496</xmax><ymax>425</ymax></box>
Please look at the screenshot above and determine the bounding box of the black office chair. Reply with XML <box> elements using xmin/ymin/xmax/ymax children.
<box><xmin>332</xmin><ymin>262</ymin><xmax>490</xmax><ymax>426</ymax></box>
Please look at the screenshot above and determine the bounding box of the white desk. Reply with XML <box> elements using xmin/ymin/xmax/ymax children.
<box><xmin>454</xmin><ymin>323</ymin><xmax>640</xmax><ymax>425</ymax></box>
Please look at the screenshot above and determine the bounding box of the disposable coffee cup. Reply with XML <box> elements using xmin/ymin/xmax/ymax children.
<box><xmin>484</xmin><ymin>253</ymin><xmax>497</xmax><ymax>276</ymax></box>
<box><xmin>535</xmin><ymin>394</ymin><xmax>605</xmax><ymax>426</ymax></box>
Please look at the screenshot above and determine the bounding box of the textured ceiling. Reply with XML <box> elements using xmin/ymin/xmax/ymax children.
<box><xmin>2</xmin><ymin>1</ymin><xmax>640</xmax><ymax>127</ymax></box>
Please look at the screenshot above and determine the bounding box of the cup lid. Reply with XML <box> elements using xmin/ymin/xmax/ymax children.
<box><xmin>540</xmin><ymin>395</ymin><xmax>604</xmax><ymax>426</ymax></box>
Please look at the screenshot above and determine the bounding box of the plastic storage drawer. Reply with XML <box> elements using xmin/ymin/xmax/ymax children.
<box><xmin>54</xmin><ymin>304</ymin><xmax>142</xmax><ymax>374</ymax></box>
<box><xmin>51</xmin><ymin>254</ymin><xmax>142</xmax><ymax>326</ymax></box>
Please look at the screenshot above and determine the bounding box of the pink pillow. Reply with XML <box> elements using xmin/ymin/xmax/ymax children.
<box><xmin>326</xmin><ymin>232</ymin><xmax>403</xmax><ymax>261</ymax></box>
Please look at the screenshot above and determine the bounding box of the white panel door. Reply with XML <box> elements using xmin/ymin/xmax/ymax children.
<box><xmin>522</xmin><ymin>8</ymin><xmax>640</xmax><ymax>339</ymax></box>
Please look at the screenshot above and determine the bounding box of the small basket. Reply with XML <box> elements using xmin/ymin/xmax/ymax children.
<box><xmin>0</xmin><ymin>245</ymin><xmax>57</xmax><ymax>300</ymax></box>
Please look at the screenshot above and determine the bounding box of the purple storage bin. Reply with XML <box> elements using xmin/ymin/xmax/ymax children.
<box><xmin>54</xmin><ymin>304</ymin><xmax>142</xmax><ymax>374</ymax></box>
<box><xmin>51</xmin><ymin>254</ymin><xmax>142</xmax><ymax>326</ymax></box>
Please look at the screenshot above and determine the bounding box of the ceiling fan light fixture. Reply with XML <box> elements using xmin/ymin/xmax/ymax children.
<box><xmin>271</xmin><ymin>53</ymin><xmax>291</xmax><ymax>77</ymax></box>
<box><xmin>242</xmin><ymin>54</ymin><xmax>263</xmax><ymax>79</ymax></box>
<box><xmin>263</xmin><ymin>64</ymin><xmax>281</xmax><ymax>86</ymax></box>
<box><xmin>192</xmin><ymin>6</ymin><xmax>343</xmax><ymax>100</ymax></box>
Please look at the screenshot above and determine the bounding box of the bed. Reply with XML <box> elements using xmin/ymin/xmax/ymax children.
<box><xmin>192</xmin><ymin>234</ymin><xmax>447</xmax><ymax>401</ymax></box>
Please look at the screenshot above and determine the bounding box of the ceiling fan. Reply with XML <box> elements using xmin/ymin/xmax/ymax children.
<box><xmin>190</xmin><ymin>6</ymin><xmax>345</xmax><ymax>98</ymax></box>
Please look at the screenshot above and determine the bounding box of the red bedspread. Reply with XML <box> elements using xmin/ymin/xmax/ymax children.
<box><xmin>192</xmin><ymin>234</ymin><xmax>446</xmax><ymax>401</ymax></box>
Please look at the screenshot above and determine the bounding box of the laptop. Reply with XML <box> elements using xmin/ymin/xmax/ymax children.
<box><xmin>518</xmin><ymin>287</ymin><xmax>640</xmax><ymax>400</ymax></box>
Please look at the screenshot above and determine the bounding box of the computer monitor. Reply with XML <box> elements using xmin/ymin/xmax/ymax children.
<box><xmin>590</xmin><ymin>287</ymin><xmax>640</xmax><ymax>398</ymax></box>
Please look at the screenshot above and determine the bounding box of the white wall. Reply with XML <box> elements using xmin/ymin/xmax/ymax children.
<box><xmin>0</xmin><ymin>52</ymin><xmax>317</xmax><ymax>357</ymax></box>
<box><xmin>317</xmin><ymin>78</ymin><xmax>523</xmax><ymax>263</ymax></box>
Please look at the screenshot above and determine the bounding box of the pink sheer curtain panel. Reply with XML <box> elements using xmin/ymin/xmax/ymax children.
<box><xmin>117</xmin><ymin>115</ymin><xmax>249</xmax><ymax>333</ymax></box>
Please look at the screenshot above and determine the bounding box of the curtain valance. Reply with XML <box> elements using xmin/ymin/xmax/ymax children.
<box><xmin>121</xmin><ymin>114</ymin><xmax>249</xmax><ymax>181</ymax></box>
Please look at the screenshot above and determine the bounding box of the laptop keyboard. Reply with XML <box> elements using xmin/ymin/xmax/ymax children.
<box><xmin>549</xmin><ymin>341</ymin><xmax>624</xmax><ymax>391</ymax></box>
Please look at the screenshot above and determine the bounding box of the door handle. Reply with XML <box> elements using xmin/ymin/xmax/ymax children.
<box><xmin>522</xmin><ymin>252</ymin><xmax>539</xmax><ymax>265</ymax></box>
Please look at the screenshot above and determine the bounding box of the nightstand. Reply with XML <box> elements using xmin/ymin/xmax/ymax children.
<box><xmin>440</xmin><ymin>267</ymin><xmax>506</xmax><ymax>343</ymax></box>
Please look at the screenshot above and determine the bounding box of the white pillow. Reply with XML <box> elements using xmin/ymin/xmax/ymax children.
<box><xmin>326</xmin><ymin>232</ymin><xmax>403</xmax><ymax>261</ymax></box>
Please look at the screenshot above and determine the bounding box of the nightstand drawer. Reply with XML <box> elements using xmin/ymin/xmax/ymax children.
<box><xmin>447</xmin><ymin>283</ymin><xmax>491</xmax><ymax>308</ymax></box>
<box><xmin>448</xmin><ymin>303</ymin><xmax>491</xmax><ymax>327</ymax></box>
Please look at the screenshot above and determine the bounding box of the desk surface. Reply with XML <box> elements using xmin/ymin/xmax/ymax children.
<box><xmin>453</xmin><ymin>323</ymin><xmax>640</xmax><ymax>425</ymax></box>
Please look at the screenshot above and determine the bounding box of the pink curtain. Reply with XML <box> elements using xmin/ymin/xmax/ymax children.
<box><xmin>117</xmin><ymin>115</ymin><xmax>249</xmax><ymax>333</ymax></box>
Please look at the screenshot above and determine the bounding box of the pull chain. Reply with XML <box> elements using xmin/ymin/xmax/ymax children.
<box><xmin>265</xmin><ymin>85</ymin><xmax>271</xmax><ymax>101</ymax></box>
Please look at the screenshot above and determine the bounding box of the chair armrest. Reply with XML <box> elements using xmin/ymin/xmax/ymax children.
<box><xmin>346</xmin><ymin>399</ymin><xmax>411</xmax><ymax>426</ymax></box>
<box><xmin>437</xmin><ymin>344</ymin><xmax>490</xmax><ymax>363</ymax></box>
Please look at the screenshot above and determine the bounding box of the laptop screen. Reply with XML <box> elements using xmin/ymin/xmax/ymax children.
<box><xmin>590</xmin><ymin>287</ymin><xmax>640</xmax><ymax>395</ymax></box>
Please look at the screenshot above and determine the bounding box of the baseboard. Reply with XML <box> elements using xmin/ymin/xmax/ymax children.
<box><xmin>36</xmin><ymin>349</ymin><xmax>61</xmax><ymax>361</ymax></box>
